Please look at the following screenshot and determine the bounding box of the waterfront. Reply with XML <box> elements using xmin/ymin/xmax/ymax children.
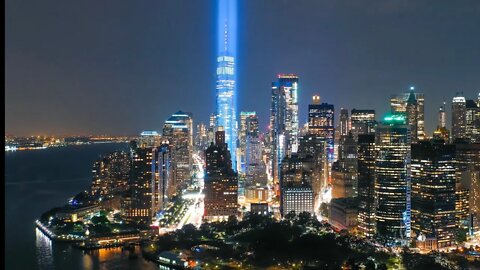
<box><xmin>5</xmin><ymin>143</ymin><xmax>158</xmax><ymax>270</ymax></box>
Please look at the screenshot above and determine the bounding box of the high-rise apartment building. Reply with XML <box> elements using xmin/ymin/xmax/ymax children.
<box><xmin>91</xmin><ymin>151</ymin><xmax>131</xmax><ymax>198</ymax></box>
<box><xmin>204</xmin><ymin>128</ymin><xmax>238</xmax><ymax>221</ymax></box>
<box><xmin>126</xmin><ymin>142</ymin><xmax>158</xmax><ymax>225</ymax></box>
<box><xmin>390</xmin><ymin>87</ymin><xmax>424</xmax><ymax>141</ymax></box>
<box><xmin>308</xmin><ymin>95</ymin><xmax>334</xmax><ymax>161</ymax></box>
<box><xmin>270</xmin><ymin>74</ymin><xmax>299</xmax><ymax>184</ymax></box>
<box><xmin>215</xmin><ymin>0</ymin><xmax>238</xmax><ymax>170</ymax></box>
<box><xmin>411</xmin><ymin>141</ymin><xmax>456</xmax><ymax>248</ymax></box>
<box><xmin>375</xmin><ymin>114</ymin><xmax>411</xmax><ymax>243</ymax></box>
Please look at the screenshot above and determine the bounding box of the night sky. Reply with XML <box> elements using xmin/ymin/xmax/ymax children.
<box><xmin>5</xmin><ymin>0</ymin><xmax>480</xmax><ymax>136</ymax></box>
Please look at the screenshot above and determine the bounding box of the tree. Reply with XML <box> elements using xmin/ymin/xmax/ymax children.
<box><xmin>297</xmin><ymin>212</ymin><xmax>312</xmax><ymax>226</ymax></box>
<box><xmin>285</xmin><ymin>211</ymin><xmax>297</xmax><ymax>223</ymax></box>
<box><xmin>91</xmin><ymin>215</ymin><xmax>109</xmax><ymax>225</ymax></box>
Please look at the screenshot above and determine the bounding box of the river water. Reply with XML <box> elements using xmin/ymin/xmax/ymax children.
<box><xmin>5</xmin><ymin>143</ymin><xmax>158</xmax><ymax>270</ymax></box>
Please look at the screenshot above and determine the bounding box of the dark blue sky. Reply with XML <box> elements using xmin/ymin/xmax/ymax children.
<box><xmin>5</xmin><ymin>0</ymin><xmax>480</xmax><ymax>136</ymax></box>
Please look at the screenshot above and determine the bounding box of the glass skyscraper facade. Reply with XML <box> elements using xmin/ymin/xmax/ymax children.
<box><xmin>308</xmin><ymin>95</ymin><xmax>334</xmax><ymax>162</ymax></box>
<box><xmin>411</xmin><ymin>141</ymin><xmax>456</xmax><ymax>248</ymax></box>
<box><xmin>375</xmin><ymin>114</ymin><xmax>411</xmax><ymax>244</ymax></box>
<box><xmin>215</xmin><ymin>0</ymin><xmax>238</xmax><ymax>170</ymax></box>
<box><xmin>270</xmin><ymin>74</ymin><xmax>299</xmax><ymax>184</ymax></box>
<box><xmin>390</xmin><ymin>87</ymin><xmax>425</xmax><ymax>142</ymax></box>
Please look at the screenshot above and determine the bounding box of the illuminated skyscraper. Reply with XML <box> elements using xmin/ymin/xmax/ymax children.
<box><xmin>280</xmin><ymin>154</ymin><xmax>315</xmax><ymax>217</ymax></box>
<box><xmin>195</xmin><ymin>123</ymin><xmax>208</xmax><ymax>152</ymax></box>
<box><xmin>215</xmin><ymin>0</ymin><xmax>237</xmax><ymax>170</ymax></box>
<box><xmin>308</xmin><ymin>95</ymin><xmax>334</xmax><ymax>161</ymax></box>
<box><xmin>163</xmin><ymin>111</ymin><xmax>193</xmax><ymax>194</ymax></box>
<box><xmin>411</xmin><ymin>141</ymin><xmax>456</xmax><ymax>248</ymax></box>
<box><xmin>156</xmin><ymin>143</ymin><xmax>173</xmax><ymax>212</ymax></box>
<box><xmin>138</xmin><ymin>131</ymin><xmax>162</xmax><ymax>148</ymax></box>
<box><xmin>390</xmin><ymin>87</ymin><xmax>424</xmax><ymax>141</ymax></box>
<box><xmin>357</xmin><ymin>134</ymin><xmax>376</xmax><ymax>238</ymax></box>
<box><xmin>465</xmin><ymin>99</ymin><xmax>480</xmax><ymax>143</ymax></box>
<box><xmin>127</xmin><ymin>143</ymin><xmax>158</xmax><ymax>225</ymax></box>
<box><xmin>433</xmin><ymin>102</ymin><xmax>450</xmax><ymax>142</ymax></box>
<box><xmin>375</xmin><ymin>114</ymin><xmax>411</xmax><ymax>244</ymax></box>
<box><xmin>439</xmin><ymin>101</ymin><xmax>447</xmax><ymax>129</ymax></box>
<box><xmin>339</xmin><ymin>109</ymin><xmax>350</xmax><ymax>136</ymax></box>
<box><xmin>455</xmin><ymin>141</ymin><xmax>480</xmax><ymax>232</ymax></box>
<box><xmin>298</xmin><ymin>134</ymin><xmax>327</xmax><ymax>200</ymax></box>
<box><xmin>350</xmin><ymin>109</ymin><xmax>376</xmax><ymax>141</ymax></box>
<box><xmin>204</xmin><ymin>128</ymin><xmax>238</xmax><ymax>221</ymax></box>
<box><xmin>332</xmin><ymin>133</ymin><xmax>357</xmax><ymax>199</ymax></box>
<box><xmin>238</xmin><ymin>111</ymin><xmax>257</xmax><ymax>173</ymax></box>
<box><xmin>452</xmin><ymin>94</ymin><xmax>467</xmax><ymax>141</ymax></box>
<box><xmin>91</xmin><ymin>151</ymin><xmax>130</xmax><ymax>198</ymax></box>
<box><xmin>270</xmin><ymin>74</ymin><xmax>299</xmax><ymax>184</ymax></box>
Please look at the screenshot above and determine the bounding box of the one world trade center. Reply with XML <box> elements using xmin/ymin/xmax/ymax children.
<box><xmin>215</xmin><ymin>0</ymin><xmax>237</xmax><ymax>170</ymax></box>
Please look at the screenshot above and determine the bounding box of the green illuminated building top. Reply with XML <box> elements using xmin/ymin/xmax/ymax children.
<box><xmin>383</xmin><ymin>113</ymin><xmax>407</xmax><ymax>125</ymax></box>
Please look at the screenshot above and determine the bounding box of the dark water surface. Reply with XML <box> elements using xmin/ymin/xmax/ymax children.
<box><xmin>5</xmin><ymin>143</ymin><xmax>158</xmax><ymax>270</ymax></box>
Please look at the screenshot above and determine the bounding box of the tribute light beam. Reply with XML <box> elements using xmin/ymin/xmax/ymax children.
<box><xmin>215</xmin><ymin>0</ymin><xmax>238</xmax><ymax>171</ymax></box>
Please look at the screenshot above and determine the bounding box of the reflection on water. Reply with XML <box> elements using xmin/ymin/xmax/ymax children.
<box><xmin>36</xmin><ymin>227</ymin><xmax>158</xmax><ymax>270</ymax></box>
<box><xmin>35</xmin><ymin>228</ymin><xmax>54</xmax><ymax>269</ymax></box>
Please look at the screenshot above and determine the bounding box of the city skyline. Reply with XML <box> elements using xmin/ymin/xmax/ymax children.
<box><xmin>6</xmin><ymin>2</ymin><xmax>480</xmax><ymax>268</ymax></box>
<box><xmin>5</xmin><ymin>1</ymin><xmax>480</xmax><ymax>137</ymax></box>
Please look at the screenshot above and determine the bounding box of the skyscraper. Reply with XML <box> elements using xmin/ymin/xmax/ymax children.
<box><xmin>270</xmin><ymin>74</ymin><xmax>299</xmax><ymax>184</ymax></box>
<box><xmin>156</xmin><ymin>143</ymin><xmax>173</xmax><ymax>212</ymax></box>
<box><xmin>357</xmin><ymin>134</ymin><xmax>376</xmax><ymax>238</ymax></box>
<box><xmin>215</xmin><ymin>0</ymin><xmax>237</xmax><ymax>170</ymax></box>
<box><xmin>375</xmin><ymin>114</ymin><xmax>411</xmax><ymax>244</ymax></box>
<box><xmin>127</xmin><ymin>142</ymin><xmax>158</xmax><ymax>225</ymax></box>
<box><xmin>238</xmin><ymin>111</ymin><xmax>257</xmax><ymax>174</ymax></box>
<box><xmin>242</xmin><ymin>113</ymin><xmax>267</xmax><ymax>186</ymax></box>
<box><xmin>411</xmin><ymin>141</ymin><xmax>456</xmax><ymax>249</ymax></box>
<box><xmin>163</xmin><ymin>111</ymin><xmax>193</xmax><ymax>195</ymax></box>
<box><xmin>455</xmin><ymin>141</ymin><xmax>480</xmax><ymax>232</ymax></box>
<box><xmin>452</xmin><ymin>94</ymin><xmax>467</xmax><ymax>141</ymax></box>
<box><xmin>332</xmin><ymin>133</ymin><xmax>357</xmax><ymax>199</ymax></box>
<box><xmin>391</xmin><ymin>87</ymin><xmax>424</xmax><ymax>141</ymax></box>
<box><xmin>339</xmin><ymin>108</ymin><xmax>350</xmax><ymax>136</ymax></box>
<box><xmin>439</xmin><ymin>101</ymin><xmax>447</xmax><ymax>129</ymax></box>
<box><xmin>91</xmin><ymin>151</ymin><xmax>131</xmax><ymax>198</ymax></box>
<box><xmin>138</xmin><ymin>131</ymin><xmax>162</xmax><ymax>148</ymax></box>
<box><xmin>204</xmin><ymin>128</ymin><xmax>238</xmax><ymax>221</ymax></box>
<box><xmin>350</xmin><ymin>109</ymin><xmax>376</xmax><ymax>141</ymax></box>
<box><xmin>308</xmin><ymin>95</ymin><xmax>334</xmax><ymax>161</ymax></box>
<box><xmin>433</xmin><ymin>102</ymin><xmax>450</xmax><ymax>142</ymax></box>
<box><xmin>465</xmin><ymin>99</ymin><xmax>480</xmax><ymax>143</ymax></box>
<box><xmin>298</xmin><ymin>134</ymin><xmax>327</xmax><ymax>201</ymax></box>
<box><xmin>194</xmin><ymin>122</ymin><xmax>208</xmax><ymax>152</ymax></box>
<box><xmin>280</xmin><ymin>154</ymin><xmax>315</xmax><ymax>217</ymax></box>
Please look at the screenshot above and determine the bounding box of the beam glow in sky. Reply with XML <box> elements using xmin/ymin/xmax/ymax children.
<box><xmin>215</xmin><ymin>0</ymin><xmax>238</xmax><ymax>170</ymax></box>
